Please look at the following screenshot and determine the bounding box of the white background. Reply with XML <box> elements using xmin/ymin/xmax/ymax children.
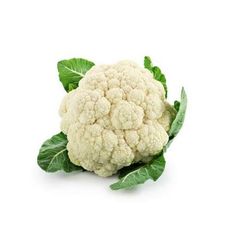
<box><xmin>0</xmin><ymin>0</ymin><xmax>234</xmax><ymax>240</ymax></box>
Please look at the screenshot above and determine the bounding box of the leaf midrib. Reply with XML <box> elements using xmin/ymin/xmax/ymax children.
<box><xmin>63</xmin><ymin>65</ymin><xmax>85</xmax><ymax>77</ymax></box>
<box><xmin>47</xmin><ymin>148</ymin><xmax>67</xmax><ymax>170</ymax></box>
<box><xmin>120</xmin><ymin>166</ymin><xmax>148</xmax><ymax>185</ymax></box>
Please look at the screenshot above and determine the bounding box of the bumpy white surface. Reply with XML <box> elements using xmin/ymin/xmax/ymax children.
<box><xmin>59</xmin><ymin>61</ymin><xmax>176</xmax><ymax>177</ymax></box>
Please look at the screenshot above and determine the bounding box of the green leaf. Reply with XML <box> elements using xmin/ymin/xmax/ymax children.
<box><xmin>37</xmin><ymin>132</ymin><xmax>83</xmax><ymax>173</ymax></box>
<box><xmin>169</xmin><ymin>87</ymin><xmax>187</xmax><ymax>137</ymax></box>
<box><xmin>165</xmin><ymin>87</ymin><xmax>187</xmax><ymax>149</ymax></box>
<box><xmin>57</xmin><ymin>58</ymin><xmax>95</xmax><ymax>92</ymax></box>
<box><xmin>174</xmin><ymin>100</ymin><xmax>180</xmax><ymax>112</ymax></box>
<box><xmin>152</xmin><ymin>66</ymin><xmax>161</xmax><ymax>79</ymax></box>
<box><xmin>110</xmin><ymin>153</ymin><xmax>166</xmax><ymax>190</ymax></box>
<box><xmin>144</xmin><ymin>56</ymin><xmax>153</xmax><ymax>71</ymax></box>
<box><xmin>144</xmin><ymin>56</ymin><xmax>167</xmax><ymax>97</ymax></box>
<box><xmin>159</xmin><ymin>74</ymin><xmax>167</xmax><ymax>96</ymax></box>
<box><xmin>118</xmin><ymin>162</ymin><xmax>145</xmax><ymax>179</ymax></box>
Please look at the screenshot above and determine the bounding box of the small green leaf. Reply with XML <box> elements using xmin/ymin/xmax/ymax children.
<box><xmin>68</xmin><ymin>83</ymin><xmax>78</xmax><ymax>92</ymax></box>
<box><xmin>110</xmin><ymin>153</ymin><xmax>166</xmax><ymax>190</ymax></box>
<box><xmin>174</xmin><ymin>100</ymin><xmax>180</xmax><ymax>112</ymax></box>
<box><xmin>57</xmin><ymin>58</ymin><xmax>95</xmax><ymax>92</ymax></box>
<box><xmin>37</xmin><ymin>132</ymin><xmax>83</xmax><ymax>173</ymax></box>
<box><xmin>144</xmin><ymin>56</ymin><xmax>153</xmax><ymax>71</ymax></box>
<box><xmin>152</xmin><ymin>66</ymin><xmax>161</xmax><ymax>79</ymax></box>
<box><xmin>159</xmin><ymin>74</ymin><xmax>167</xmax><ymax>97</ymax></box>
<box><xmin>144</xmin><ymin>56</ymin><xmax>167</xmax><ymax>97</ymax></box>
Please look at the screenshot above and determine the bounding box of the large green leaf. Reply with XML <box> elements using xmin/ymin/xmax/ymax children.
<box><xmin>37</xmin><ymin>132</ymin><xmax>83</xmax><ymax>172</ymax></box>
<box><xmin>118</xmin><ymin>162</ymin><xmax>145</xmax><ymax>179</ymax></box>
<box><xmin>57</xmin><ymin>58</ymin><xmax>95</xmax><ymax>92</ymax></box>
<box><xmin>165</xmin><ymin>87</ymin><xmax>187</xmax><ymax>149</ymax></box>
<box><xmin>169</xmin><ymin>87</ymin><xmax>187</xmax><ymax>138</ymax></box>
<box><xmin>110</xmin><ymin>153</ymin><xmax>166</xmax><ymax>190</ymax></box>
<box><xmin>144</xmin><ymin>56</ymin><xmax>167</xmax><ymax>97</ymax></box>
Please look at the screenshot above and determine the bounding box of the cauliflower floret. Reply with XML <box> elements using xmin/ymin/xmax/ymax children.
<box><xmin>137</xmin><ymin>121</ymin><xmax>168</xmax><ymax>156</ymax></box>
<box><xmin>111</xmin><ymin>101</ymin><xmax>144</xmax><ymax>130</ymax></box>
<box><xmin>158</xmin><ymin>102</ymin><xmax>177</xmax><ymax>132</ymax></box>
<box><xmin>59</xmin><ymin>60</ymin><xmax>175</xmax><ymax>177</ymax></box>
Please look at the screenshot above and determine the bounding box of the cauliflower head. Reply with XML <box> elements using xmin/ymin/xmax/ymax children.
<box><xmin>59</xmin><ymin>60</ymin><xmax>176</xmax><ymax>177</ymax></box>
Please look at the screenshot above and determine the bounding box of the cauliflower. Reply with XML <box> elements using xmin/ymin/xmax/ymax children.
<box><xmin>37</xmin><ymin>57</ymin><xmax>187</xmax><ymax>190</ymax></box>
<box><xmin>59</xmin><ymin>60</ymin><xmax>176</xmax><ymax>177</ymax></box>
